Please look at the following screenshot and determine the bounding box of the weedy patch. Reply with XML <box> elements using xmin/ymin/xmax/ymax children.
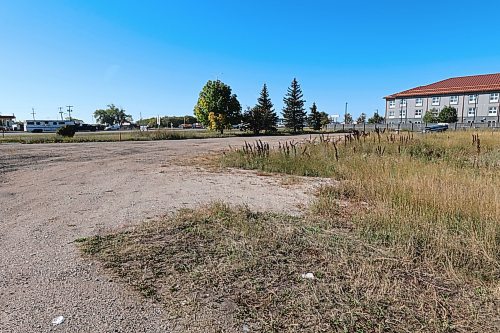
<box><xmin>79</xmin><ymin>203</ymin><xmax>497</xmax><ymax>333</ymax></box>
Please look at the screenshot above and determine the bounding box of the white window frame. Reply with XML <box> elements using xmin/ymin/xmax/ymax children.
<box><xmin>414</xmin><ymin>109</ymin><xmax>422</xmax><ymax>118</ymax></box>
<box><xmin>468</xmin><ymin>95</ymin><xmax>478</xmax><ymax>104</ymax></box>
<box><xmin>400</xmin><ymin>99</ymin><xmax>407</xmax><ymax>107</ymax></box>
<box><xmin>389</xmin><ymin>100</ymin><xmax>396</xmax><ymax>108</ymax></box>
<box><xmin>449</xmin><ymin>96</ymin><xmax>458</xmax><ymax>105</ymax></box>
<box><xmin>488</xmin><ymin>107</ymin><xmax>497</xmax><ymax>115</ymax></box>
<box><xmin>468</xmin><ymin>107</ymin><xmax>476</xmax><ymax>117</ymax></box>
<box><xmin>489</xmin><ymin>93</ymin><xmax>499</xmax><ymax>103</ymax></box>
<box><xmin>388</xmin><ymin>110</ymin><xmax>395</xmax><ymax>118</ymax></box>
<box><xmin>432</xmin><ymin>97</ymin><xmax>440</xmax><ymax>106</ymax></box>
<box><xmin>415</xmin><ymin>98</ymin><xmax>423</xmax><ymax>107</ymax></box>
<box><xmin>399</xmin><ymin>109</ymin><xmax>406</xmax><ymax>117</ymax></box>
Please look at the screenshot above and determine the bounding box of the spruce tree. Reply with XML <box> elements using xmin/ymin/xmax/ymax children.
<box><xmin>243</xmin><ymin>106</ymin><xmax>264</xmax><ymax>135</ymax></box>
<box><xmin>257</xmin><ymin>84</ymin><xmax>278</xmax><ymax>132</ymax></box>
<box><xmin>308</xmin><ymin>102</ymin><xmax>322</xmax><ymax>130</ymax></box>
<box><xmin>282</xmin><ymin>78</ymin><xmax>306</xmax><ymax>133</ymax></box>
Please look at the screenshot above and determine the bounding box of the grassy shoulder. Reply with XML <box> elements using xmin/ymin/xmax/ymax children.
<box><xmin>0</xmin><ymin>128</ymin><xmax>335</xmax><ymax>144</ymax></box>
<box><xmin>77</xmin><ymin>203</ymin><xmax>496</xmax><ymax>332</ymax></box>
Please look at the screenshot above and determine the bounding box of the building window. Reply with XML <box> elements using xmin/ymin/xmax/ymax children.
<box><xmin>469</xmin><ymin>95</ymin><xmax>478</xmax><ymax>104</ymax></box>
<box><xmin>468</xmin><ymin>108</ymin><xmax>476</xmax><ymax>117</ymax></box>
<box><xmin>488</xmin><ymin>107</ymin><xmax>498</xmax><ymax>115</ymax></box>
<box><xmin>415</xmin><ymin>109</ymin><xmax>422</xmax><ymax>117</ymax></box>
<box><xmin>400</xmin><ymin>99</ymin><xmax>407</xmax><ymax>106</ymax></box>
<box><xmin>399</xmin><ymin>110</ymin><xmax>406</xmax><ymax>117</ymax></box>
<box><xmin>432</xmin><ymin>97</ymin><xmax>440</xmax><ymax>105</ymax></box>
<box><xmin>415</xmin><ymin>98</ymin><xmax>423</xmax><ymax>106</ymax></box>
<box><xmin>449</xmin><ymin>96</ymin><xmax>458</xmax><ymax>105</ymax></box>
<box><xmin>389</xmin><ymin>100</ymin><xmax>395</xmax><ymax>108</ymax></box>
<box><xmin>388</xmin><ymin>110</ymin><xmax>395</xmax><ymax>118</ymax></box>
<box><xmin>490</xmin><ymin>93</ymin><xmax>499</xmax><ymax>103</ymax></box>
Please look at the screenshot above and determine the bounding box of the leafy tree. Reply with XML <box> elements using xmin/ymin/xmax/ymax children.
<box><xmin>193</xmin><ymin>80</ymin><xmax>242</xmax><ymax>133</ymax></box>
<box><xmin>94</xmin><ymin>104</ymin><xmax>132</xmax><ymax>125</ymax></box>
<box><xmin>367</xmin><ymin>112</ymin><xmax>384</xmax><ymax>124</ymax></box>
<box><xmin>208</xmin><ymin>112</ymin><xmax>226</xmax><ymax>134</ymax></box>
<box><xmin>243</xmin><ymin>106</ymin><xmax>264</xmax><ymax>135</ymax></box>
<box><xmin>423</xmin><ymin>109</ymin><xmax>438</xmax><ymax>123</ymax></box>
<box><xmin>344</xmin><ymin>113</ymin><xmax>353</xmax><ymax>124</ymax></box>
<box><xmin>357</xmin><ymin>113</ymin><xmax>367</xmax><ymax>124</ymax></box>
<box><xmin>320</xmin><ymin>112</ymin><xmax>330</xmax><ymax>127</ymax></box>
<box><xmin>282</xmin><ymin>78</ymin><xmax>306</xmax><ymax>133</ymax></box>
<box><xmin>438</xmin><ymin>106</ymin><xmax>458</xmax><ymax>123</ymax></box>
<box><xmin>257</xmin><ymin>84</ymin><xmax>278</xmax><ymax>132</ymax></box>
<box><xmin>308</xmin><ymin>102</ymin><xmax>323</xmax><ymax>130</ymax></box>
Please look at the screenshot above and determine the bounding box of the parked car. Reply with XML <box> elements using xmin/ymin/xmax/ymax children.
<box><xmin>424</xmin><ymin>124</ymin><xmax>448</xmax><ymax>133</ymax></box>
<box><xmin>104</xmin><ymin>124</ymin><xmax>121</xmax><ymax>131</ymax></box>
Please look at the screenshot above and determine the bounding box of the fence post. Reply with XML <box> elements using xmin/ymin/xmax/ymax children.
<box><xmin>342</xmin><ymin>124</ymin><xmax>345</xmax><ymax>131</ymax></box>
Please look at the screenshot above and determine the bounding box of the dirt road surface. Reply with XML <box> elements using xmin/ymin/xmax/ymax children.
<box><xmin>0</xmin><ymin>135</ymin><xmax>333</xmax><ymax>332</ymax></box>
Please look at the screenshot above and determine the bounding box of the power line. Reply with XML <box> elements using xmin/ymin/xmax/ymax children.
<box><xmin>66</xmin><ymin>105</ymin><xmax>74</xmax><ymax>121</ymax></box>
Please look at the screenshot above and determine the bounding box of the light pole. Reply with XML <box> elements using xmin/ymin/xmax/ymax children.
<box><xmin>344</xmin><ymin>102</ymin><xmax>348</xmax><ymax>124</ymax></box>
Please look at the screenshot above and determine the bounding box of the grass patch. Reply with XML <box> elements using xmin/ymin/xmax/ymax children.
<box><xmin>222</xmin><ymin>132</ymin><xmax>500</xmax><ymax>283</ymax></box>
<box><xmin>79</xmin><ymin>203</ymin><xmax>497</xmax><ymax>332</ymax></box>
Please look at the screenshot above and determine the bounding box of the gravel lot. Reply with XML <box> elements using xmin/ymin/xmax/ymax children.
<box><xmin>0</xmin><ymin>135</ymin><xmax>333</xmax><ymax>332</ymax></box>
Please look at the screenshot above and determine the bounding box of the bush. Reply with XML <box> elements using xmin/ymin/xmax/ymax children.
<box><xmin>56</xmin><ymin>125</ymin><xmax>76</xmax><ymax>137</ymax></box>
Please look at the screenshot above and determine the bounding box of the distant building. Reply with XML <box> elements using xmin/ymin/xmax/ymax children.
<box><xmin>384</xmin><ymin>73</ymin><xmax>500</xmax><ymax>126</ymax></box>
<box><xmin>0</xmin><ymin>114</ymin><xmax>16</xmax><ymax>129</ymax></box>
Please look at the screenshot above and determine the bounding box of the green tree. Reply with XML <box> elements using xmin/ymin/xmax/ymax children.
<box><xmin>423</xmin><ymin>109</ymin><xmax>438</xmax><ymax>123</ymax></box>
<box><xmin>93</xmin><ymin>104</ymin><xmax>132</xmax><ymax>125</ymax></box>
<box><xmin>257</xmin><ymin>84</ymin><xmax>278</xmax><ymax>132</ymax></box>
<box><xmin>438</xmin><ymin>106</ymin><xmax>458</xmax><ymax>123</ymax></box>
<box><xmin>243</xmin><ymin>106</ymin><xmax>264</xmax><ymax>134</ymax></box>
<box><xmin>282</xmin><ymin>78</ymin><xmax>306</xmax><ymax>133</ymax></box>
<box><xmin>344</xmin><ymin>113</ymin><xmax>353</xmax><ymax>124</ymax></box>
<box><xmin>320</xmin><ymin>112</ymin><xmax>330</xmax><ymax>127</ymax></box>
<box><xmin>367</xmin><ymin>112</ymin><xmax>384</xmax><ymax>124</ymax></box>
<box><xmin>357</xmin><ymin>113</ymin><xmax>367</xmax><ymax>124</ymax></box>
<box><xmin>193</xmin><ymin>80</ymin><xmax>242</xmax><ymax>133</ymax></box>
<box><xmin>308</xmin><ymin>102</ymin><xmax>323</xmax><ymax>130</ymax></box>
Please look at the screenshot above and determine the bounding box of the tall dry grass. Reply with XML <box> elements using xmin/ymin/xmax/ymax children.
<box><xmin>222</xmin><ymin>131</ymin><xmax>500</xmax><ymax>282</ymax></box>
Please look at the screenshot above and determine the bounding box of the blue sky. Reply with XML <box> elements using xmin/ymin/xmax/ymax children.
<box><xmin>2</xmin><ymin>0</ymin><xmax>500</xmax><ymax>123</ymax></box>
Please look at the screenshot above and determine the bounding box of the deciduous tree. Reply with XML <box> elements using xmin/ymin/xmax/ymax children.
<box><xmin>193</xmin><ymin>80</ymin><xmax>241</xmax><ymax>133</ymax></box>
<box><xmin>438</xmin><ymin>106</ymin><xmax>458</xmax><ymax>123</ymax></box>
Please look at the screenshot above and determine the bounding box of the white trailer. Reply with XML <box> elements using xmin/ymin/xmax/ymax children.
<box><xmin>24</xmin><ymin>120</ymin><xmax>75</xmax><ymax>133</ymax></box>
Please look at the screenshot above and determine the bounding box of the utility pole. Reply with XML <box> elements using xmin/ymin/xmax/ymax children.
<box><xmin>344</xmin><ymin>102</ymin><xmax>348</xmax><ymax>123</ymax></box>
<box><xmin>59</xmin><ymin>107</ymin><xmax>64</xmax><ymax>120</ymax></box>
<box><xmin>31</xmin><ymin>108</ymin><xmax>36</xmax><ymax>120</ymax></box>
<box><xmin>66</xmin><ymin>105</ymin><xmax>73</xmax><ymax>121</ymax></box>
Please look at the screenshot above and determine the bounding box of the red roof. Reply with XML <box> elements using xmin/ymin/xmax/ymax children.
<box><xmin>385</xmin><ymin>73</ymin><xmax>500</xmax><ymax>99</ymax></box>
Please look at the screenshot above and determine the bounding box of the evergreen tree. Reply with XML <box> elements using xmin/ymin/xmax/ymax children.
<box><xmin>257</xmin><ymin>84</ymin><xmax>278</xmax><ymax>132</ymax></box>
<box><xmin>282</xmin><ymin>78</ymin><xmax>306</xmax><ymax>133</ymax></box>
<box><xmin>243</xmin><ymin>106</ymin><xmax>264</xmax><ymax>135</ymax></box>
<box><xmin>308</xmin><ymin>102</ymin><xmax>322</xmax><ymax>130</ymax></box>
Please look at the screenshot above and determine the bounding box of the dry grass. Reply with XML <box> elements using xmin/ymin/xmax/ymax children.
<box><xmin>78</xmin><ymin>130</ymin><xmax>499</xmax><ymax>332</ymax></box>
<box><xmin>223</xmin><ymin>131</ymin><xmax>500</xmax><ymax>284</ymax></box>
<box><xmin>78</xmin><ymin>203</ymin><xmax>497</xmax><ymax>332</ymax></box>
